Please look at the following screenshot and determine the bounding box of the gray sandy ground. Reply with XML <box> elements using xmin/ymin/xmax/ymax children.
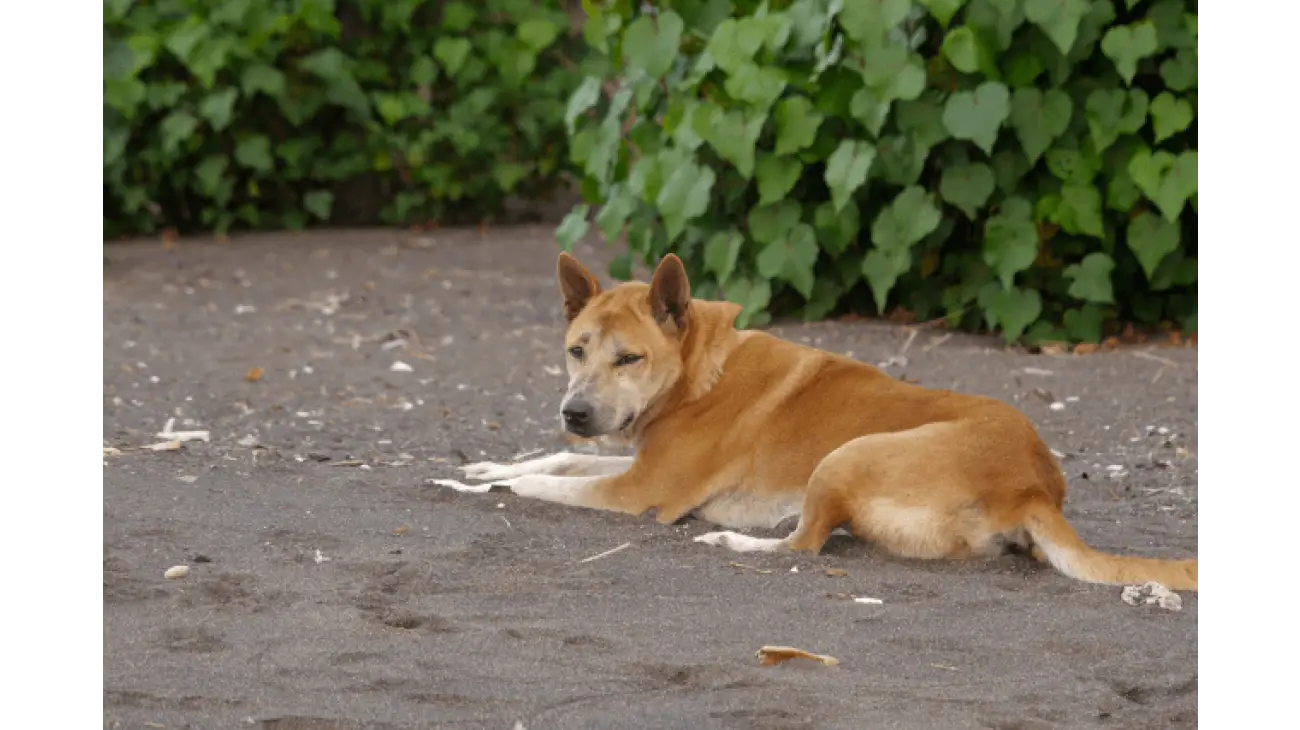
<box><xmin>104</xmin><ymin>226</ymin><xmax>1197</xmax><ymax>729</ymax></box>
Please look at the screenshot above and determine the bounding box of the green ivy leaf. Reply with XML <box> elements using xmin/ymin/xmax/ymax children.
<box><xmin>1084</xmin><ymin>88</ymin><xmax>1148</xmax><ymax>154</ymax></box>
<box><xmin>194</xmin><ymin>155</ymin><xmax>227</xmax><ymax>194</ymax></box>
<box><xmin>941</xmin><ymin>26</ymin><xmax>982</xmax><ymax>73</ymax></box>
<box><xmin>1063</xmin><ymin>304</ymin><xmax>1104</xmax><ymax>343</ymax></box>
<box><xmin>704</xmin><ymin>106</ymin><xmax>766</xmax><ymax>178</ymax></box>
<box><xmin>657</xmin><ymin>157</ymin><xmax>716</xmax><ymax>243</ymax></box>
<box><xmin>850</xmin><ymin>88</ymin><xmax>891</xmax><ymax>138</ymax></box>
<box><xmin>1063</xmin><ymin>252</ymin><xmax>1115</xmax><ymax>303</ymax></box>
<box><xmin>1149</xmin><ymin>92</ymin><xmax>1194</xmax><ymax>143</ymax></box>
<box><xmin>1052</xmin><ymin>183</ymin><xmax>1105</xmax><ymax>238</ymax></box>
<box><xmin>704</xmin><ymin>230</ymin><xmax>744</xmax><ymax>284</ymax></box>
<box><xmin>839</xmin><ymin>0</ymin><xmax>911</xmax><ymax>43</ymax></box>
<box><xmin>896</xmin><ymin>95</ymin><xmax>951</xmax><ymax>149</ymax></box>
<box><xmin>774</xmin><ymin>96</ymin><xmax>824</xmax><ymax>155</ymax></box>
<box><xmin>824</xmin><ymin>140</ymin><xmax>877</xmax><ymax>213</ymax></box>
<box><xmin>942</xmin><ymin>81</ymin><xmax>1010</xmax><ymax>155</ymax></box>
<box><xmin>1045</xmin><ymin>147</ymin><xmax>1099</xmax><ymax>184</ymax></box>
<box><xmin>1128</xmin><ymin>149</ymin><xmax>1197</xmax><ymax>222</ymax></box>
<box><xmin>814</xmin><ymin>200</ymin><xmax>860</xmax><ymax>256</ymax></box>
<box><xmin>303</xmin><ymin>190</ymin><xmax>334</xmax><ymax>220</ymax></box>
<box><xmin>872</xmin><ymin>186</ymin><xmax>942</xmax><ymax>252</ymax></box>
<box><xmin>410</xmin><ymin>56</ymin><xmax>438</xmax><ymax>86</ymax></box>
<box><xmin>234</xmin><ymin>135</ymin><xmax>272</xmax><ymax>172</ymax></box>
<box><xmin>198</xmin><ymin>88</ymin><xmax>239</xmax><ymax>131</ymax></box>
<box><xmin>756</xmin><ymin>222</ymin><xmax>819</xmax><ymax>298</ymax></box>
<box><xmin>441</xmin><ymin>1</ymin><xmax>476</xmax><ymax>32</ymax></box>
<box><xmin>595</xmin><ymin>186</ymin><xmax>637</xmax><ymax>241</ymax></box>
<box><xmin>756</xmin><ymin>154</ymin><xmax>803</xmax><ymax>206</ymax></box>
<box><xmin>518</xmin><ymin>18</ymin><xmax>561</xmax><ymax>52</ymax></box>
<box><xmin>241</xmin><ymin>64</ymin><xmax>285</xmax><ymax>98</ymax></box>
<box><xmin>1024</xmin><ymin>0</ymin><xmax>1088</xmax><ymax>55</ymax></box>
<box><xmin>919</xmin><ymin>0</ymin><xmax>969</xmax><ymax>28</ymax></box>
<box><xmin>1160</xmin><ymin>48</ymin><xmax>1197</xmax><ymax>91</ymax></box>
<box><xmin>1126</xmin><ymin>211</ymin><xmax>1180</xmax><ymax>281</ymax></box>
<box><xmin>1100</xmin><ymin>21</ymin><xmax>1159</xmax><ymax>86</ymax></box>
<box><xmin>987</xmin><ymin>286</ymin><xmax>1042</xmax><ymax>342</ymax></box>
<box><xmin>706</xmin><ymin>17</ymin><xmax>766</xmax><ymax>74</ymax></box>
<box><xmin>939</xmin><ymin>163</ymin><xmax>995</xmax><ymax>219</ymax></box>
<box><xmin>1008</xmin><ymin>88</ymin><xmax>1072</xmax><ymax>165</ymax></box>
<box><xmin>724</xmin><ymin>63</ymin><xmax>788</xmax><ymax>110</ymax></box>
<box><xmin>434</xmin><ymin>38</ymin><xmax>472</xmax><ymax>77</ymax></box>
<box><xmin>565</xmin><ymin>76</ymin><xmax>602</xmax><ymax>136</ymax></box>
<box><xmin>861</xmin><ymin>247</ymin><xmax>911</xmax><ymax>312</ymax></box>
<box><xmin>748</xmin><ymin>200</ymin><xmax>802</xmax><ymax>246</ymax></box>
<box><xmin>875</xmin><ymin>135</ymin><xmax>928</xmax><ymax>187</ymax></box>
<box><xmin>158</xmin><ymin>111</ymin><xmax>198</xmax><ymax>155</ymax></box>
<box><xmin>723</xmin><ymin>276</ymin><xmax>772</xmax><ymax>328</ymax></box>
<box><xmin>300</xmin><ymin>47</ymin><xmax>348</xmax><ymax>80</ymax></box>
<box><xmin>555</xmin><ymin>205</ymin><xmax>590</xmax><ymax>251</ymax></box>
<box><xmin>624</xmin><ymin>10</ymin><xmax>684</xmax><ymax>80</ymax></box>
<box><xmin>982</xmin><ymin>197</ymin><xmax>1038</xmax><ymax>289</ymax></box>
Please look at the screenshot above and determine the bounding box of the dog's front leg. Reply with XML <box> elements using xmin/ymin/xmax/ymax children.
<box><xmin>461</xmin><ymin>452</ymin><xmax>632</xmax><ymax>482</ymax></box>
<box><xmin>496</xmin><ymin>471</ymin><xmax>652</xmax><ymax>515</ymax></box>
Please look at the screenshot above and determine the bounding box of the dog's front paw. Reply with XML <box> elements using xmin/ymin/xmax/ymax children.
<box><xmin>460</xmin><ymin>461</ymin><xmax>519</xmax><ymax>482</ymax></box>
<box><xmin>694</xmin><ymin>531</ymin><xmax>738</xmax><ymax>548</ymax></box>
<box><xmin>693</xmin><ymin>531</ymin><xmax>787</xmax><ymax>553</ymax></box>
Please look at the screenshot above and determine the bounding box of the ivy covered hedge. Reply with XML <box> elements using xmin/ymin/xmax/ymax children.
<box><xmin>557</xmin><ymin>0</ymin><xmax>1197</xmax><ymax>344</ymax></box>
<box><xmin>104</xmin><ymin>0</ymin><xmax>599</xmax><ymax>237</ymax></box>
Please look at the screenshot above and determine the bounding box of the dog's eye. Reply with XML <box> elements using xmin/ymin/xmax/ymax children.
<box><xmin>614</xmin><ymin>353</ymin><xmax>644</xmax><ymax>367</ymax></box>
<box><xmin>567</xmin><ymin>346</ymin><xmax>584</xmax><ymax>360</ymax></box>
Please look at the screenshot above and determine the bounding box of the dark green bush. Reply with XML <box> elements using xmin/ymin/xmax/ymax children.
<box><xmin>556</xmin><ymin>0</ymin><xmax>1197</xmax><ymax>344</ymax></box>
<box><xmin>104</xmin><ymin>0</ymin><xmax>600</xmax><ymax>237</ymax></box>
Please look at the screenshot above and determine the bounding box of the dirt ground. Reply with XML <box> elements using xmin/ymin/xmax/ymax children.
<box><xmin>103</xmin><ymin>226</ymin><xmax>1197</xmax><ymax>729</ymax></box>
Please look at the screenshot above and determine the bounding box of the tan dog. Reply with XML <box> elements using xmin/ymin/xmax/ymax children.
<box><xmin>454</xmin><ymin>253</ymin><xmax>1197</xmax><ymax>591</ymax></box>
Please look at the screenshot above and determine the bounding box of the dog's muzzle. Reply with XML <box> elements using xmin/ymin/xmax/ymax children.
<box><xmin>562</xmin><ymin>399</ymin><xmax>596</xmax><ymax>436</ymax></box>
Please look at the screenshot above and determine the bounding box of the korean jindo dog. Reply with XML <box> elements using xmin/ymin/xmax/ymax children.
<box><xmin>454</xmin><ymin>252</ymin><xmax>1197</xmax><ymax>591</ymax></box>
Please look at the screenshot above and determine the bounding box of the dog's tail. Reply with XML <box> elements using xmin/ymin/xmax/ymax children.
<box><xmin>1023</xmin><ymin>501</ymin><xmax>1197</xmax><ymax>591</ymax></box>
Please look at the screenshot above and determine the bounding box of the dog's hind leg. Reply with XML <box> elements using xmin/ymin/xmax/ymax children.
<box><xmin>694</xmin><ymin>448</ymin><xmax>853</xmax><ymax>554</ymax></box>
<box><xmin>461</xmin><ymin>453</ymin><xmax>632</xmax><ymax>482</ymax></box>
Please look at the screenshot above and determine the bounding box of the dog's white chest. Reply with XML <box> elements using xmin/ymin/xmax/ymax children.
<box><xmin>694</xmin><ymin>490</ymin><xmax>802</xmax><ymax>530</ymax></box>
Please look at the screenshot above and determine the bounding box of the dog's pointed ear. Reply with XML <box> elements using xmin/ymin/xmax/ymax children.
<box><xmin>557</xmin><ymin>252</ymin><xmax>602</xmax><ymax>322</ymax></box>
<box><xmin>649</xmin><ymin>254</ymin><xmax>691</xmax><ymax>331</ymax></box>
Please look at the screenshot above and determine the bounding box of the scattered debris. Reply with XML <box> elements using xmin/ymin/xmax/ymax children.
<box><xmin>853</xmin><ymin>596</ymin><xmax>884</xmax><ymax>605</ymax></box>
<box><xmin>313</xmin><ymin>549</ymin><xmax>331</xmax><ymax>564</ymax></box>
<box><xmin>331</xmin><ymin>459</ymin><xmax>364</xmax><ymax>468</ymax></box>
<box><xmin>824</xmin><ymin>568</ymin><xmax>848</xmax><ymax>577</ymax></box>
<box><xmin>511</xmin><ymin>447</ymin><xmax>545</xmax><ymax>462</ymax></box>
<box><xmin>543</xmin><ymin>365</ymin><xmax>563</xmax><ymax>376</ymax></box>
<box><xmin>756</xmin><ymin>645</ymin><xmax>840</xmax><ymax>668</ymax></box>
<box><xmin>237</xmin><ymin>435</ymin><xmax>260</xmax><ymax>448</ymax></box>
<box><xmin>164</xmin><ymin>565</ymin><xmax>190</xmax><ymax>580</ymax></box>
<box><xmin>176</xmin><ymin>475</ymin><xmax>198</xmax><ymax>484</ymax></box>
<box><xmin>143</xmin><ymin>440</ymin><xmax>182</xmax><ymax>452</ymax></box>
<box><xmin>922</xmin><ymin>333</ymin><xmax>952</xmax><ymax>352</ymax></box>
<box><xmin>390</xmin><ymin>361</ymin><xmax>414</xmax><ymax>373</ymax></box>
<box><xmin>234</xmin><ymin>304</ymin><xmax>257</xmax><ymax>315</ymax></box>
<box><xmin>578</xmin><ymin>542</ymin><xmax>632</xmax><ymax>564</ymax></box>
<box><xmin>157</xmin><ymin>418</ymin><xmax>210</xmax><ymax>443</ymax></box>
<box><xmin>427</xmin><ymin>478</ymin><xmax>493</xmax><ymax>494</ymax></box>
<box><xmin>245</xmin><ymin>367</ymin><xmax>263</xmax><ymax>382</ymax></box>
<box><xmin>1132</xmin><ymin>351</ymin><xmax>1179</xmax><ymax>367</ymax></box>
<box><xmin>392</xmin><ymin>524</ymin><xmax>410</xmax><ymax>536</ymax></box>
<box><xmin>103</xmin><ymin>446</ymin><xmax>123</xmax><ymax>457</ymax></box>
<box><xmin>929</xmin><ymin>663</ymin><xmax>959</xmax><ymax>672</ymax></box>
<box><xmin>1120</xmin><ymin>581</ymin><xmax>1183</xmax><ymax>611</ymax></box>
<box><xmin>789</xmin><ymin>566</ymin><xmax>799</xmax><ymax>573</ymax></box>
<box><xmin>1022</xmin><ymin>367</ymin><xmax>1054</xmax><ymax>377</ymax></box>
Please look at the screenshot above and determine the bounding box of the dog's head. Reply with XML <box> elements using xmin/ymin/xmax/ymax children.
<box><xmin>553</xmin><ymin>252</ymin><xmax>698</xmax><ymax>438</ymax></box>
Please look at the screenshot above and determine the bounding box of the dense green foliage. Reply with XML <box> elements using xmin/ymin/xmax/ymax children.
<box><xmin>104</xmin><ymin>0</ymin><xmax>597</xmax><ymax>236</ymax></box>
<box><xmin>557</xmin><ymin>0</ymin><xmax>1197</xmax><ymax>343</ymax></box>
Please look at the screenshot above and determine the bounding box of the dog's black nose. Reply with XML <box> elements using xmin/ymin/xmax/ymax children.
<box><xmin>562</xmin><ymin>400</ymin><xmax>593</xmax><ymax>431</ymax></box>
